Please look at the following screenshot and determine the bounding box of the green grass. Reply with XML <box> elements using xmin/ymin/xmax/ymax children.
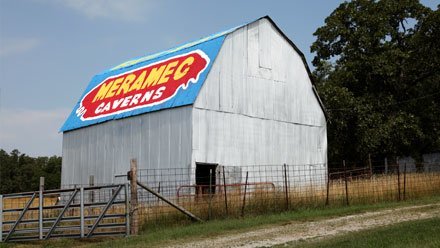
<box><xmin>93</xmin><ymin>196</ymin><xmax>440</xmax><ymax>248</ymax></box>
<box><xmin>286</xmin><ymin>217</ymin><xmax>440</xmax><ymax>248</ymax></box>
<box><xmin>1</xmin><ymin>196</ymin><xmax>439</xmax><ymax>248</ymax></box>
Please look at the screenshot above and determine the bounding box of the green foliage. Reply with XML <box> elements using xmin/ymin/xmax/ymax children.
<box><xmin>0</xmin><ymin>149</ymin><xmax>61</xmax><ymax>194</ymax></box>
<box><xmin>312</xmin><ymin>1</ymin><xmax>440</xmax><ymax>164</ymax></box>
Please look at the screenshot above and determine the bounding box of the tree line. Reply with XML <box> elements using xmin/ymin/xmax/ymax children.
<box><xmin>312</xmin><ymin>0</ymin><xmax>439</xmax><ymax>165</ymax></box>
<box><xmin>0</xmin><ymin>149</ymin><xmax>61</xmax><ymax>194</ymax></box>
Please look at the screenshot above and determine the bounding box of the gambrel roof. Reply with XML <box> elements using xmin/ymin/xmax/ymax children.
<box><xmin>60</xmin><ymin>16</ymin><xmax>325</xmax><ymax>132</ymax></box>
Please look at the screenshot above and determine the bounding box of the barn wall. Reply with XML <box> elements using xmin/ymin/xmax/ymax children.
<box><xmin>193</xmin><ymin>18</ymin><xmax>327</xmax><ymax>183</ymax></box>
<box><xmin>61</xmin><ymin>106</ymin><xmax>193</xmax><ymax>186</ymax></box>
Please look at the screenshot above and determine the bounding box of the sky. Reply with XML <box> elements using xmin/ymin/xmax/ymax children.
<box><xmin>0</xmin><ymin>0</ymin><xmax>438</xmax><ymax>157</ymax></box>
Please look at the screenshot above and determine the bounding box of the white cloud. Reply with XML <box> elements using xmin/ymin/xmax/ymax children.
<box><xmin>0</xmin><ymin>108</ymin><xmax>68</xmax><ymax>156</ymax></box>
<box><xmin>0</xmin><ymin>38</ymin><xmax>40</xmax><ymax>57</ymax></box>
<box><xmin>48</xmin><ymin>0</ymin><xmax>154</xmax><ymax>22</ymax></box>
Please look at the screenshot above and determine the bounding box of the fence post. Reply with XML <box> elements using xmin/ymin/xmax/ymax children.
<box><xmin>283</xmin><ymin>164</ymin><xmax>289</xmax><ymax>210</ymax></box>
<box><xmin>157</xmin><ymin>182</ymin><xmax>161</xmax><ymax>204</ymax></box>
<box><xmin>89</xmin><ymin>175</ymin><xmax>95</xmax><ymax>203</ymax></box>
<box><xmin>385</xmin><ymin>158</ymin><xmax>388</xmax><ymax>174</ymax></box>
<box><xmin>125</xmin><ymin>183</ymin><xmax>130</xmax><ymax>237</ymax></box>
<box><xmin>343</xmin><ymin>160</ymin><xmax>349</xmax><ymax>206</ymax></box>
<box><xmin>129</xmin><ymin>159</ymin><xmax>139</xmax><ymax>235</ymax></box>
<box><xmin>80</xmin><ymin>187</ymin><xmax>85</xmax><ymax>238</ymax></box>
<box><xmin>222</xmin><ymin>166</ymin><xmax>228</xmax><ymax>217</ymax></box>
<box><xmin>241</xmin><ymin>171</ymin><xmax>249</xmax><ymax>217</ymax></box>
<box><xmin>39</xmin><ymin>177</ymin><xmax>44</xmax><ymax>240</ymax></box>
<box><xmin>325</xmin><ymin>167</ymin><xmax>330</xmax><ymax>206</ymax></box>
<box><xmin>208</xmin><ymin>169</ymin><xmax>213</xmax><ymax>220</ymax></box>
<box><xmin>0</xmin><ymin>194</ymin><xmax>3</xmax><ymax>243</ymax></box>
<box><xmin>368</xmin><ymin>154</ymin><xmax>373</xmax><ymax>177</ymax></box>
<box><xmin>397</xmin><ymin>160</ymin><xmax>401</xmax><ymax>201</ymax></box>
<box><xmin>403</xmin><ymin>163</ymin><xmax>407</xmax><ymax>201</ymax></box>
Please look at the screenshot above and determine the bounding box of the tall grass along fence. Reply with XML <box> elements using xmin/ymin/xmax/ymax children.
<box><xmin>1</xmin><ymin>161</ymin><xmax>440</xmax><ymax>242</ymax></box>
<box><xmin>134</xmin><ymin>162</ymin><xmax>440</xmax><ymax>228</ymax></box>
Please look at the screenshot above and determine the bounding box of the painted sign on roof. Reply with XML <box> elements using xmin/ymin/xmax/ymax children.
<box><xmin>60</xmin><ymin>35</ymin><xmax>225</xmax><ymax>132</ymax></box>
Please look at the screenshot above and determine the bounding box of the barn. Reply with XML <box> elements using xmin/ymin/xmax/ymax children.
<box><xmin>60</xmin><ymin>16</ymin><xmax>327</xmax><ymax>189</ymax></box>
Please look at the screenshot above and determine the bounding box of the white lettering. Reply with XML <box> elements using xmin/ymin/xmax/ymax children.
<box><xmin>152</xmin><ymin>86</ymin><xmax>166</xmax><ymax>100</ymax></box>
<box><xmin>140</xmin><ymin>90</ymin><xmax>155</xmax><ymax>103</ymax></box>
<box><xmin>129</xmin><ymin>93</ymin><xmax>142</xmax><ymax>106</ymax></box>
<box><xmin>103</xmin><ymin>102</ymin><xmax>111</xmax><ymax>112</ymax></box>
<box><xmin>121</xmin><ymin>96</ymin><xmax>133</xmax><ymax>108</ymax></box>
<box><xmin>95</xmin><ymin>102</ymin><xmax>105</xmax><ymax>114</ymax></box>
<box><xmin>112</xmin><ymin>98</ymin><xmax>124</xmax><ymax>109</ymax></box>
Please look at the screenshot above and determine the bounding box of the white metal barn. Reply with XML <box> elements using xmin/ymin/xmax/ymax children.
<box><xmin>60</xmin><ymin>16</ymin><xmax>327</xmax><ymax>188</ymax></box>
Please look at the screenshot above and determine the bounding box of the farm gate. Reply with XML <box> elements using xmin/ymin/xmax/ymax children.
<box><xmin>1</xmin><ymin>183</ymin><xmax>129</xmax><ymax>242</ymax></box>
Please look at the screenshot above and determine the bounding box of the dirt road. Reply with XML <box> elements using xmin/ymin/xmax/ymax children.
<box><xmin>168</xmin><ymin>203</ymin><xmax>440</xmax><ymax>248</ymax></box>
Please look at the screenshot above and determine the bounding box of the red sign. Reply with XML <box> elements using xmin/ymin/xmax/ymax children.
<box><xmin>76</xmin><ymin>50</ymin><xmax>209</xmax><ymax>120</ymax></box>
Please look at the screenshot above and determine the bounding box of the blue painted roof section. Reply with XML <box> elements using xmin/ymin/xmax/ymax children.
<box><xmin>60</xmin><ymin>19</ymin><xmax>256</xmax><ymax>132</ymax></box>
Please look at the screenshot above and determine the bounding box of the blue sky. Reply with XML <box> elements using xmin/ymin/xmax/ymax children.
<box><xmin>0</xmin><ymin>0</ymin><xmax>438</xmax><ymax>156</ymax></box>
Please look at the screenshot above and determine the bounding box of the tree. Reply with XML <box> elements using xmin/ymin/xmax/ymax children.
<box><xmin>311</xmin><ymin>0</ymin><xmax>440</xmax><ymax>165</ymax></box>
<box><xmin>0</xmin><ymin>149</ymin><xmax>62</xmax><ymax>194</ymax></box>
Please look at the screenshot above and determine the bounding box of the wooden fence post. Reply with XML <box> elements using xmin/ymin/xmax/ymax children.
<box><xmin>343</xmin><ymin>160</ymin><xmax>349</xmax><ymax>206</ymax></box>
<box><xmin>39</xmin><ymin>177</ymin><xmax>44</xmax><ymax>240</ymax></box>
<box><xmin>241</xmin><ymin>172</ymin><xmax>249</xmax><ymax>217</ymax></box>
<box><xmin>283</xmin><ymin>164</ymin><xmax>289</xmax><ymax>210</ymax></box>
<box><xmin>222</xmin><ymin>167</ymin><xmax>228</xmax><ymax>217</ymax></box>
<box><xmin>129</xmin><ymin>159</ymin><xmax>139</xmax><ymax>235</ymax></box>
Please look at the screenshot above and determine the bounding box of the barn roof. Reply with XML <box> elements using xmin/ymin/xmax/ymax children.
<box><xmin>60</xmin><ymin>16</ymin><xmax>325</xmax><ymax>132</ymax></box>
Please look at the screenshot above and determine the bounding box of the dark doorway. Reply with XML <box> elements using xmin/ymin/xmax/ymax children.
<box><xmin>195</xmin><ymin>163</ymin><xmax>218</xmax><ymax>195</ymax></box>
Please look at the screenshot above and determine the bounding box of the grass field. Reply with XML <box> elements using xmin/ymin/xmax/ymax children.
<box><xmin>285</xmin><ymin>217</ymin><xmax>440</xmax><ymax>248</ymax></box>
<box><xmin>2</xmin><ymin>195</ymin><xmax>439</xmax><ymax>248</ymax></box>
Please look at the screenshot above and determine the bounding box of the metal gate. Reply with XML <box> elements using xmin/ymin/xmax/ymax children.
<box><xmin>0</xmin><ymin>184</ymin><xmax>129</xmax><ymax>242</ymax></box>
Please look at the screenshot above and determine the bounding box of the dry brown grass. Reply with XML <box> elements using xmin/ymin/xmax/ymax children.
<box><xmin>137</xmin><ymin>172</ymin><xmax>440</xmax><ymax>228</ymax></box>
<box><xmin>2</xmin><ymin>172</ymin><xmax>440</xmax><ymax>233</ymax></box>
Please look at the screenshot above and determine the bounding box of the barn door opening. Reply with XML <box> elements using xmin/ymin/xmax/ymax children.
<box><xmin>195</xmin><ymin>162</ymin><xmax>218</xmax><ymax>195</ymax></box>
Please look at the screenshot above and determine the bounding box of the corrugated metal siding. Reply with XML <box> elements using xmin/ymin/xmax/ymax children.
<box><xmin>61</xmin><ymin>106</ymin><xmax>192</xmax><ymax>186</ymax></box>
<box><xmin>192</xmin><ymin>109</ymin><xmax>326</xmax><ymax>165</ymax></box>
<box><xmin>62</xmin><ymin>17</ymin><xmax>327</xmax><ymax>187</ymax></box>
<box><xmin>193</xmin><ymin>19</ymin><xmax>327</xmax><ymax>170</ymax></box>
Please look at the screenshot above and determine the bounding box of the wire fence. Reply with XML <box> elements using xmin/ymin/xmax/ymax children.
<box><xmin>2</xmin><ymin>161</ymin><xmax>440</xmax><ymax>239</ymax></box>
<box><xmin>134</xmin><ymin>162</ymin><xmax>440</xmax><ymax>228</ymax></box>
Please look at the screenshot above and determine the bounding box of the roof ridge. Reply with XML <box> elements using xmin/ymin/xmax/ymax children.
<box><xmin>106</xmin><ymin>16</ymin><xmax>267</xmax><ymax>74</ymax></box>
